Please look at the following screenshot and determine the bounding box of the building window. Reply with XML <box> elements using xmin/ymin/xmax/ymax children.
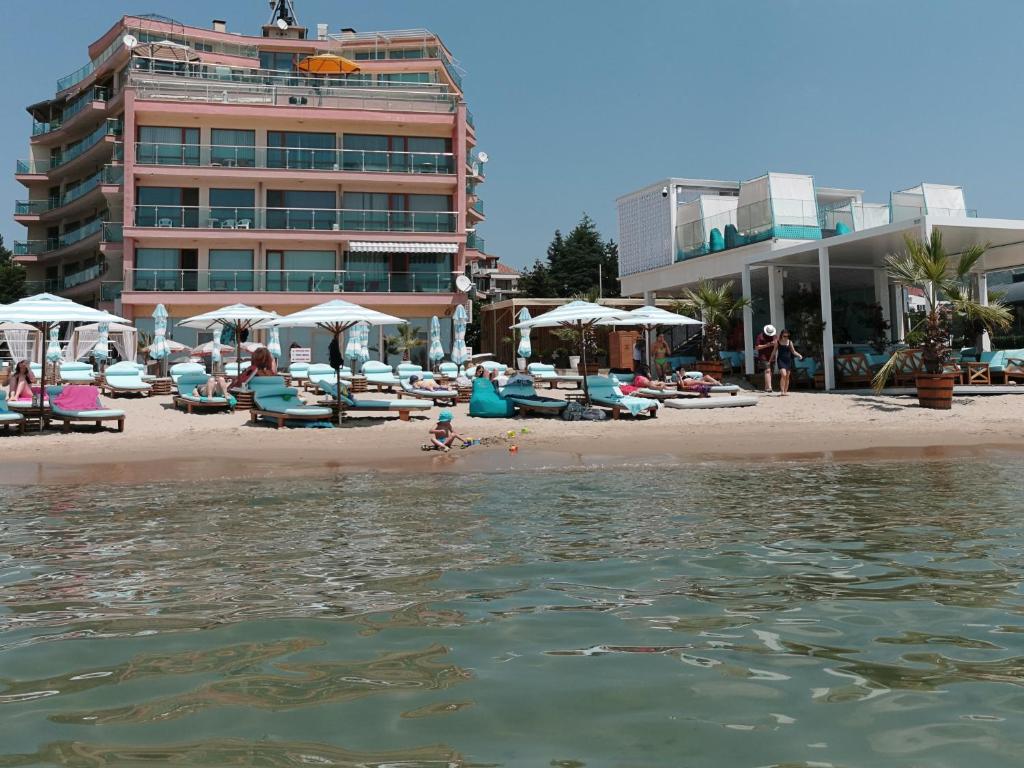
<box><xmin>259</xmin><ymin>51</ymin><xmax>298</xmax><ymax>71</ymax></box>
<box><xmin>341</xmin><ymin>192</ymin><xmax>453</xmax><ymax>232</ymax></box>
<box><xmin>209</xmin><ymin>189</ymin><xmax>255</xmax><ymax>228</ymax></box>
<box><xmin>211</xmin><ymin>128</ymin><xmax>256</xmax><ymax>167</ymax></box>
<box><xmin>378</xmin><ymin>72</ymin><xmax>432</xmax><ymax>85</ymax></box>
<box><xmin>266</xmin><ymin>189</ymin><xmax>336</xmax><ymax>229</ymax></box>
<box><xmin>135</xmin><ymin>187</ymin><xmax>199</xmax><ymax>227</ymax></box>
<box><xmin>266</xmin><ymin>250</ymin><xmax>336</xmax><ymax>292</ymax></box>
<box><xmin>342</xmin><ymin>134</ymin><xmax>451</xmax><ymax>173</ymax></box>
<box><xmin>267</xmin><ymin>131</ymin><xmax>336</xmax><ymax>170</ymax></box>
<box><xmin>134</xmin><ymin>248</ymin><xmax>198</xmax><ymax>290</ymax></box>
<box><xmin>137</xmin><ymin>126</ymin><xmax>199</xmax><ymax>165</ymax></box>
<box><xmin>209</xmin><ymin>249</ymin><xmax>254</xmax><ymax>291</ymax></box>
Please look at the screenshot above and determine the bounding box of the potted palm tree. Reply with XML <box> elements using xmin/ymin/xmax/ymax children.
<box><xmin>386</xmin><ymin>323</ymin><xmax>426</xmax><ymax>363</ymax></box>
<box><xmin>675</xmin><ymin>279</ymin><xmax>750</xmax><ymax>380</ymax></box>
<box><xmin>873</xmin><ymin>232</ymin><xmax>1012</xmax><ymax>409</ymax></box>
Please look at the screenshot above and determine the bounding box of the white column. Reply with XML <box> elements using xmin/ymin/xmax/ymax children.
<box><xmin>742</xmin><ymin>265</ymin><xmax>754</xmax><ymax>375</ymax></box>
<box><xmin>892</xmin><ymin>284</ymin><xmax>906</xmax><ymax>342</ymax></box>
<box><xmin>768</xmin><ymin>266</ymin><xmax>785</xmax><ymax>331</ymax></box>
<box><xmin>873</xmin><ymin>269</ymin><xmax>892</xmax><ymax>339</ymax></box>
<box><xmin>977</xmin><ymin>272</ymin><xmax>992</xmax><ymax>352</ymax></box>
<box><xmin>818</xmin><ymin>246</ymin><xmax>835</xmax><ymax>391</ymax></box>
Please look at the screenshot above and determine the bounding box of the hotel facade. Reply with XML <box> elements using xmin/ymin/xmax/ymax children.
<box><xmin>13</xmin><ymin>8</ymin><xmax>487</xmax><ymax>353</ymax></box>
<box><xmin>617</xmin><ymin>173</ymin><xmax>1024</xmax><ymax>389</ymax></box>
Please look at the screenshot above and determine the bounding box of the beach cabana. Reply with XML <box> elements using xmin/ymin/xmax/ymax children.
<box><xmin>512</xmin><ymin>301</ymin><xmax>630</xmax><ymax>404</ymax></box>
<box><xmin>68</xmin><ymin>322</ymin><xmax>138</xmax><ymax>364</ymax></box>
<box><xmin>0</xmin><ymin>322</ymin><xmax>41</xmax><ymax>365</ymax></box>
<box><xmin>271</xmin><ymin>300</ymin><xmax>404</xmax><ymax>424</ymax></box>
<box><xmin>0</xmin><ymin>294</ymin><xmax>127</xmax><ymax>430</ymax></box>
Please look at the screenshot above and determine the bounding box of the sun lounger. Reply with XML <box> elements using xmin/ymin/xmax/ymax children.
<box><xmin>361</xmin><ymin>360</ymin><xmax>400</xmax><ymax>390</ymax></box>
<box><xmin>286</xmin><ymin>362</ymin><xmax>309</xmax><ymax>387</ymax></box>
<box><xmin>0</xmin><ymin>392</ymin><xmax>25</xmax><ymax>435</ymax></box>
<box><xmin>250</xmin><ymin>383</ymin><xmax>333</xmax><ymax>429</ymax></box>
<box><xmin>664</xmin><ymin>395</ymin><xmax>759</xmax><ymax>409</ymax></box>
<box><xmin>527</xmin><ymin>363</ymin><xmax>583</xmax><ymax>389</ymax></box>
<box><xmin>500</xmin><ymin>377</ymin><xmax>568</xmax><ymax>417</ymax></box>
<box><xmin>170</xmin><ymin>362</ymin><xmax>206</xmax><ymax>391</ymax></box>
<box><xmin>101</xmin><ymin>361</ymin><xmax>152</xmax><ymax>397</ymax></box>
<box><xmin>636</xmin><ymin>388</ymin><xmax>702</xmax><ymax>400</ymax></box>
<box><xmin>438</xmin><ymin>362</ymin><xmax>462</xmax><ymax>381</ymax></box>
<box><xmin>59</xmin><ymin>361</ymin><xmax>97</xmax><ymax>384</ymax></box>
<box><xmin>224</xmin><ymin>362</ymin><xmax>252</xmax><ymax>377</ymax></box>
<box><xmin>304</xmin><ymin>363</ymin><xmax>348</xmax><ymax>391</ymax></box>
<box><xmin>44</xmin><ymin>385</ymin><xmax>126</xmax><ymax>433</ymax></box>
<box><xmin>317</xmin><ymin>380</ymin><xmax>431</xmax><ymax>421</ymax></box>
<box><xmin>173</xmin><ymin>372</ymin><xmax>236</xmax><ymax>414</ymax></box>
<box><xmin>586</xmin><ymin>375</ymin><xmax>658</xmax><ymax>419</ymax></box>
<box><xmin>398</xmin><ymin>378</ymin><xmax>457</xmax><ymax>405</ymax></box>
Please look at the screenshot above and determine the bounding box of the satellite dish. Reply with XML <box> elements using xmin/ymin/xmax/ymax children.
<box><xmin>455</xmin><ymin>275</ymin><xmax>474</xmax><ymax>293</ymax></box>
<box><xmin>122</xmin><ymin>34</ymin><xmax>138</xmax><ymax>49</ymax></box>
<box><xmin>476</xmin><ymin>152</ymin><xmax>489</xmax><ymax>164</ymax></box>
<box><xmin>276</xmin><ymin>18</ymin><xmax>289</xmax><ymax>30</ymax></box>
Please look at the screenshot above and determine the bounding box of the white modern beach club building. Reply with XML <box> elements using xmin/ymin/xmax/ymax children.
<box><xmin>616</xmin><ymin>172</ymin><xmax>1024</xmax><ymax>389</ymax></box>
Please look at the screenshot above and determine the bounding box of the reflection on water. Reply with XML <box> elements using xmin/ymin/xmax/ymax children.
<box><xmin>1</xmin><ymin>460</ymin><xmax>1023</xmax><ymax>767</ymax></box>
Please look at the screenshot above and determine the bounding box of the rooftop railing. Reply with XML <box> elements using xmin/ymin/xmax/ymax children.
<box><xmin>125</xmin><ymin>268</ymin><xmax>456</xmax><ymax>294</ymax></box>
<box><xmin>134</xmin><ymin>142</ymin><xmax>456</xmax><ymax>175</ymax></box>
<box><xmin>676</xmin><ymin>198</ymin><xmax>821</xmax><ymax>261</ymax></box>
<box><xmin>128</xmin><ymin>72</ymin><xmax>460</xmax><ymax>114</ymax></box>
<box><xmin>131</xmin><ymin>205</ymin><xmax>458</xmax><ymax>233</ymax></box>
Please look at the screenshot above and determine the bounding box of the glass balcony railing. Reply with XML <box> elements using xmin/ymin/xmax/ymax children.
<box><xmin>101</xmin><ymin>281</ymin><xmax>123</xmax><ymax>301</ymax></box>
<box><xmin>62</xmin><ymin>262</ymin><xmax>108</xmax><ymax>289</ymax></box>
<box><xmin>14</xmin><ymin>166</ymin><xmax>122</xmax><ymax>216</ymax></box>
<box><xmin>125</xmin><ymin>269</ymin><xmax>456</xmax><ymax>294</ymax></box>
<box><xmin>33</xmin><ymin>86</ymin><xmax>112</xmax><ymax>136</ymax></box>
<box><xmin>676</xmin><ymin>198</ymin><xmax>822</xmax><ymax>261</ymax></box>
<box><xmin>102</xmin><ymin>222</ymin><xmax>123</xmax><ymax>243</ymax></box>
<box><xmin>14</xmin><ymin>199</ymin><xmax>58</xmax><ymax>216</ymax></box>
<box><xmin>16</xmin><ymin>158</ymin><xmax>52</xmax><ymax>174</ymax></box>
<box><xmin>51</xmin><ymin>119</ymin><xmax>122</xmax><ymax>170</ymax></box>
<box><xmin>131</xmin><ymin>206</ymin><xmax>458</xmax><ymax>233</ymax></box>
<box><xmin>13</xmin><ymin>219</ymin><xmax>120</xmax><ymax>257</ymax></box>
<box><xmin>471</xmin><ymin>199</ymin><xmax>485</xmax><ymax>215</ymax></box>
<box><xmin>133</xmin><ymin>142</ymin><xmax>456</xmax><ymax>174</ymax></box>
<box><xmin>466</xmin><ymin>233</ymin><xmax>485</xmax><ymax>251</ymax></box>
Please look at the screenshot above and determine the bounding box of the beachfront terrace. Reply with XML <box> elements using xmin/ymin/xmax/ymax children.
<box><xmin>133</xmin><ymin>143</ymin><xmax>456</xmax><ymax>175</ymax></box>
<box><xmin>123</xmin><ymin>268</ymin><xmax>457</xmax><ymax>294</ymax></box>
<box><xmin>130</xmin><ymin>206</ymin><xmax>458</xmax><ymax>233</ymax></box>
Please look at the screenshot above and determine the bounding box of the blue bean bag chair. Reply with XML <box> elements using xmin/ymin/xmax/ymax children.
<box><xmin>708</xmin><ymin>227</ymin><xmax>725</xmax><ymax>252</ymax></box>
<box><xmin>468</xmin><ymin>377</ymin><xmax>514</xmax><ymax>418</ymax></box>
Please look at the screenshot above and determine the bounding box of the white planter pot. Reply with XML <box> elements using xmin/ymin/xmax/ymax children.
<box><xmin>568</xmin><ymin>355</ymin><xmax>581</xmax><ymax>370</ymax></box>
<box><xmin>517</xmin><ymin>357</ymin><xmax>526</xmax><ymax>370</ymax></box>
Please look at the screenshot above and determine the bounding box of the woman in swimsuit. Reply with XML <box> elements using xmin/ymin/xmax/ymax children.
<box><xmin>8</xmin><ymin>360</ymin><xmax>35</xmax><ymax>401</ymax></box>
<box><xmin>774</xmin><ymin>329</ymin><xmax>803</xmax><ymax>396</ymax></box>
<box><xmin>652</xmin><ymin>334</ymin><xmax>671</xmax><ymax>380</ymax></box>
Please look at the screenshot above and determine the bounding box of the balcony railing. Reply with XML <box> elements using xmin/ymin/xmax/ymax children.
<box><xmin>676</xmin><ymin>198</ymin><xmax>822</xmax><ymax>261</ymax></box>
<box><xmin>13</xmin><ymin>219</ymin><xmax>121</xmax><ymax>257</ymax></box>
<box><xmin>63</xmin><ymin>262</ymin><xmax>108</xmax><ymax>290</ymax></box>
<box><xmin>14</xmin><ymin>165</ymin><xmax>123</xmax><ymax>216</ymax></box>
<box><xmin>134</xmin><ymin>142</ymin><xmax>456</xmax><ymax>174</ymax></box>
<box><xmin>101</xmin><ymin>281</ymin><xmax>123</xmax><ymax>301</ymax></box>
<box><xmin>33</xmin><ymin>86</ymin><xmax>111</xmax><ymax>136</ymax></box>
<box><xmin>466</xmin><ymin>233</ymin><xmax>485</xmax><ymax>251</ymax></box>
<box><xmin>16</xmin><ymin>158</ymin><xmax>52</xmax><ymax>175</ymax></box>
<box><xmin>125</xmin><ymin>269</ymin><xmax>456</xmax><ymax>294</ymax></box>
<box><xmin>471</xmin><ymin>199</ymin><xmax>485</xmax><ymax>215</ymax></box>
<box><xmin>51</xmin><ymin>120</ymin><xmax>122</xmax><ymax>171</ymax></box>
<box><xmin>131</xmin><ymin>206</ymin><xmax>458</xmax><ymax>233</ymax></box>
<box><xmin>14</xmin><ymin>198</ymin><xmax>57</xmax><ymax>216</ymax></box>
<box><xmin>103</xmin><ymin>222</ymin><xmax>124</xmax><ymax>243</ymax></box>
<box><xmin>128</xmin><ymin>71</ymin><xmax>460</xmax><ymax>115</ymax></box>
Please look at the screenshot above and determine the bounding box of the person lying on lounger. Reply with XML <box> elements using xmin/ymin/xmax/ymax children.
<box><xmin>675</xmin><ymin>370</ymin><xmax>723</xmax><ymax>387</ymax></box>
<box><xmin>619</xmin><ymin>374</ymin><xmax>665</xmax><ymax>395</ymax></box>
<box><xmin>427</xmin><ymin>410</ymin><xmax>469</xmax><ymax>452</ymax></box>
<box><xmin>408</xmin><ymin>374</ymin><xmax>443</xmax><ymax>391</ymax></box>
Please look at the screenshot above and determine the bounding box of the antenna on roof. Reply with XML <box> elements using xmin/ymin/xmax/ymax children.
<box><xmin>268</xmin><ymin>0</ymin><xmax>299</xmax><ymax>28</ymax></box>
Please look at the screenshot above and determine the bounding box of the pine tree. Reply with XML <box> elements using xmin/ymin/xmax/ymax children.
<box><xmin>518</xmin><ymin>215</ymin><xmax>620</xmax><ymax>298</ymax></box>
<box><xmin>0</xmin><ymin>237</ymin><xmax>26</xmax><ymax>304</ymax></box>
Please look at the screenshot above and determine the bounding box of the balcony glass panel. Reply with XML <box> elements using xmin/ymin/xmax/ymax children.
<box><xmin>131</xmin><ymin>206</ymin><xmax>456</xmax><ymax>232</ymax></box>
<box><xmin>209</xmin><ymin>250</ymin><xmax>254</xmax><ymax>291</ymax></box>
<box><xmin>125</xmin><ymin>269</ymin><xmax>454</xmax><ymax>294</ymax></box>
<box><xmin>211</xmin><ymin>129</ymin><xmax>256</xmax><ymax>167</ymax></box>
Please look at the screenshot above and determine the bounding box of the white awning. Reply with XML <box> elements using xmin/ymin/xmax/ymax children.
<box><xmin>349</xmin><ymin>241</ymin><xmax>460</xmax><ymax>254</ymax></box>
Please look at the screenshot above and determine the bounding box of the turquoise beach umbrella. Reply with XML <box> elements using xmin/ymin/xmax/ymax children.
<box><xmin>516</xmin><ymin>307</ymin><xmax>532</xmax><ymax>359</ymax></box>
<box><xmin>92</xmin><ymin>322</ymin><xmax>110</xmax><ymax>362</ymax></box>
<box><xmin>428</xmin><ymin>315</ymin><xmax>444</xmax><ymax>365</ymax></box>
<box><xmin>46</xmin><ymin>325</ymin><xmax>62</xmax><ymax>362</ymax></box>
<box><xmin>451</xmin><ymin>304</ymin><xmax>469</xmax><ymax>366</ymax></box>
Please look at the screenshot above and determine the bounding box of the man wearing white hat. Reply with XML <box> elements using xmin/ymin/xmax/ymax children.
<box><xmin>755</xmin><ymin>324</ymin><xmax>778</xmax><ymax>393</ymax></box>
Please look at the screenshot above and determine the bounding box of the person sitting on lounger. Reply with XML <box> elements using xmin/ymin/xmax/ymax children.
<box><xmin>8</xmin><ymin>360</ymin><xmax>35</xmax><ymax>401</ymax></box>
<box><xmin>198</xmin><ymin>348</ymin><xmax>276</xmax><ymax>399</ymax></box>
<box><xmin>408</xmin><ymin>374</ymin><xmax>442</xmax><ymax>391</ymax></box>
<box><xmin>427</xmin><ymin>410</ymin><xmax>468</xmax><ymax>452</ymax></box>
<box><xmin>474</xmin><ymin>365</ymin><xmax>487</xmax><ymax>378</ymax></box>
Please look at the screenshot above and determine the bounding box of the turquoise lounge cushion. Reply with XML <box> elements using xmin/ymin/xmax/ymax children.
<box><xmin>178</xmin><ymin>393</ymin><xmax>229</xmax><ymax>405</ymax></box>
<box><xmin>469</xmin><ymin>377</ymin><xmax>514</xmax><ymax>418</ymax></box>
<box><xmin>0</xmin><ymin>412</ymin><xmax>23</xmax><ymax>422</ymax></box>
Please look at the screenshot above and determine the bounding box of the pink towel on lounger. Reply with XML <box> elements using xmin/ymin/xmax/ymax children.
<box><xmin>52</xmin><ymin>385</ymin><xmax>101</xmax><ymax>412</ymax></box>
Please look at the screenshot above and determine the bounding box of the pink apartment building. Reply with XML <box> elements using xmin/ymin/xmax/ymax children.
<box><xmin>14</xmin><ymin>6</ymin><xmax>487</xmax><ymax>355</ymax></box>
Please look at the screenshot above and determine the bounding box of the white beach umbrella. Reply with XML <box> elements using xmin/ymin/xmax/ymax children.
<box><xmin>512</xmin><ymin>300</ymin><xmax>630</xmax><ymax>403</ymax></box>
<box><xmin>344</xmin><ymin>323</ymin><xmax>361</xmax><ymax>368</ymax></box>
<box><xmin>516</xmin><ymin>307</ymin><xmax>532</xmax><ymax>360</ymax></box>
<box><xmin>210</xmin><ymin>326</ymin><xmax>223</xmax><ymax>370</ymax></box>
<box><xmin>451</xmin><ymin>304</ymin><xmax>470</xmax><ymax>367</ymax></box>
<box><xmin>357</xmin><ymin>321</ymin><xmax>370</xmax><ymax>365</ymax></box>
<box><xmin>92</xmin><ymin>322</ymin><xmax>110</xmax><ymax>366</ymax></box>
<box><xmin>267</xmin><ymin>325</ymin><xmax>282</xmax><ymax>361</ymax></box>
<box><xmin>178</xmin><ymin>303</ymin><xmax>278</xmax><ymax>373</ymax></box>
<box><xmin>271</xmin><ymin>300</ymin><xmax>403</xmax><ymax>423</ymax></box>
<box><xmin>46</xmin><ymin>325</ymin><xmax>62</xmax><ymax>363</ymax></box>
<box><xmin>0</xmin><ymin>293</ymin><xmax>127</xmax><ymax>429</ymax></box>
<box><xmin>428</xmin><ymin>316</ymin><xmax>444</xmax><ymax>368</ymax></box>
<box><xmin>597</xmin><ymin>305</ymin><xmax>702</xmax><ymax>374</ymax></box>
<box><xmin>148</xmin><ymin>304</ymin><xmax>171</xmax><ymax>375</ymax></box>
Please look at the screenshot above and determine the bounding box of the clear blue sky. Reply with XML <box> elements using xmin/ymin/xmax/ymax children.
<box><xmin>3</xmin><ymin>0</ymin><xmax>1023</xmax><ymax>268</ymax></box>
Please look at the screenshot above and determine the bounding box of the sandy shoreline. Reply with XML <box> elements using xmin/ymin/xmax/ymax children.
<box><xmin>0</xmin><ymin>387</ymin><xmax>1021</xmax><ymax>485</ymax></box>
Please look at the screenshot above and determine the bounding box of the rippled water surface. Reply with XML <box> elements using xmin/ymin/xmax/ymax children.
<box><xmin>1</xmin><ymin>458</ymin><xmax>1023</xmax><ymax>767</ymax></box>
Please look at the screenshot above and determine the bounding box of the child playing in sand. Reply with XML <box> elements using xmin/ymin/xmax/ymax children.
<box><xmin>425</xmin><ymin>410</ymin><xmax>469</xmax><ymax>452</ymax></box>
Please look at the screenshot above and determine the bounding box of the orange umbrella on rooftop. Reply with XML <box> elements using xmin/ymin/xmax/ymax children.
<box><xmin>296</xmin><ymin>53</ymin><xmax>361</xmax><ymax>74</ymax></box>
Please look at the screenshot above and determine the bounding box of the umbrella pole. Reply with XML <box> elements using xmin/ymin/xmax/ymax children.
<box><xmin>579</xmin><ymin>320</ymin><xmax>591</xmax><ymax>406</ymax></box>
<box><xmin>334</xmin><ymin>329</ymin><xmax>343</xmax><ymax>426</ymax></box>
<box><xmin>39</xmin><ymin>321</ymin><xmax>48</xmax><ymax>432</ymax></box>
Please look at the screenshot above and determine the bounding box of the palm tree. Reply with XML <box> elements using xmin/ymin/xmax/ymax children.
<box><xmin>385</xmin><ymin>323</ymin><xmax>425</xmax><ymax>362</ymax></box>
<box><xmin>674</xmin><ymin>279</ymin><xmax>750</xmax><ymax>361</ymax></box>
<box><xmin>873</xmin><ymin>231</ymin><xmax>1012</xmax><ymax>391</ymax></box>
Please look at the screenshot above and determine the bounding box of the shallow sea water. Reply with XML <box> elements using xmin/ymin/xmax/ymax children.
<box><xmin>0</xmin><ymin>458</ymin><xmax>1023</xmax><ymax>767</ymax></box>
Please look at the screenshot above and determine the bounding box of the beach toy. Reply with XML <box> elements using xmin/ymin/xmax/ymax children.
<box><xmin>521</xmin><ymin>427</ymin><xmax>529</xmax><ymax>434</ymax></box>
<box><xmin>507</xmin><ymin>430</ymin><xmax>516</xmax><ymax>438</ymax></box>
<box><xmin>509</xmin><ymin>444</ymin><xmax>518</xmax><ymax>453</ymax></box>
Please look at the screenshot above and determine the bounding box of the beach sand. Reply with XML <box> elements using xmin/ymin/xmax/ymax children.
<box><xmin>0</xmin><ymin>386</ymin><xmax>1021</xmax><ymax>485</ymax></box>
